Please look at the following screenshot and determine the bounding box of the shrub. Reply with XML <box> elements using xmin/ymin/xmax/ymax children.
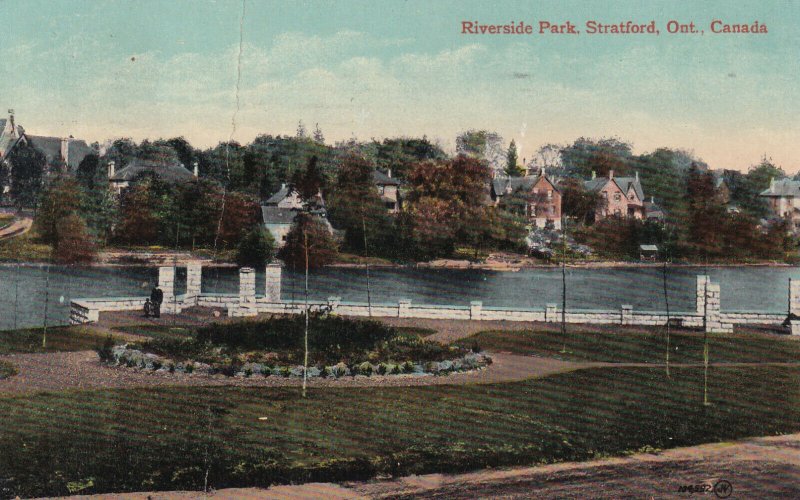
<box><xmin>168</xmin><ymin>363</ymin><xmax>176</xmax><ymax>374</ymax></box>
<box><xmin>244</xmin><ymin>368</ymin><xmax>253</xmax><ymax>378</ymax></box>
<box><xmin>185</xmin><ymin>362</ymin><xmax>194</xmax><ymax>374</ymax></box>
<box><xmin>262</xmin><ymin>365</ymin><xmax>272</xmax><ymax>377</ymax></box>
<box><xmin>95</xmin><ymin>335</ymin><xmax>115</xmax><ymax>363</ymax></box>
<box><xmin>357</xmin><ymin>362</ymin><xmax>373</xmax><ymax>376</ymax></box>
<box><xmin>236</xmin><ymin>226</ymin><xmax>275</xmax><ymax>267</ymax></box>
<box><xmin>151</xmin><ymin>360</ymin><xmax>162</xmax><ymax>371</ymax></box>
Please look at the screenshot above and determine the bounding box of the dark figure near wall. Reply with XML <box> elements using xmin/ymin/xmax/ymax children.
<box><xmin>150</xmin><ymin>286</ymin><xmax>164</xmax><ymax>318</ymax></box>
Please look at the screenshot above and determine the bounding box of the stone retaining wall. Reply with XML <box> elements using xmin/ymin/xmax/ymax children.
<box><xmin>69</xmin><ymin>265</ymin><xmax>796</xmax><ymax>335</ymax></box>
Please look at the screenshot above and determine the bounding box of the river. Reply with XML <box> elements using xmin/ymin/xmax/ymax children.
<box><xmin>0</xmin><ymin>264</ymin><xmax>796</xmax><ymax>330</ymax></box>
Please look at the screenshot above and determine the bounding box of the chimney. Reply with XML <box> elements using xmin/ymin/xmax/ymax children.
<box><xmin>635</xmin><ymin>171</ymin><xmax>639</xmax><ymax>181</ymax></box>
<box><xmin>8</xmin><ymin>109</ymin><xmax>15</xmax><ymax>134</ymax></box>
<box><xmin>591</xmin><ymin>171</ymin><xmax>596</xmax><ymax>180</ymax></box>
<box><xmin>387</xmin><ymin>168</ymin><xmax>392</xmax><ymax>178</ymax></box>
<box><xmin>193</xmin><ymin>161</ymin><xmax>199</xmax><ymax>177</ymax></box>
<box><xmin>608</xmin><ymin>170</ymin><xmax>614</xmax><ymax>180</ymax></box>
<box><xmin>541</xmin><ymin>167</ymin><xmax>546</xmax><ymax>178</ymax></box>
<box><xmin>770</xmin><ymin>177</ymin><xmax>775</xmax><ymax>194</ymax></box>
<box><xmin>281</xmin><ymin>182</ymin><xmax>286</xmax><ymax>190</ymax></box>
<box><xmin>108</xmin><ymin>160</ymin><xmax>116</xmax><ymax>178</ymax></box>
<box><xmin>61</xmin><ymin>138</ymin><xmax>69</xmax><ymax>167</ymax></box>
<box><xmin>651</xmin><ymin>196</ymin><xmax>655</xmax><ymax>204</ymax></box>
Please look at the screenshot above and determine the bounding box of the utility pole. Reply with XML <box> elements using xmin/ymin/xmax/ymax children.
<box><xmin>362</xmin><ymin>213</ymin><xmax>372</xmax><ymax>317</ymax></box>
<box><xmin>302</xmin><ymin>230</ymin><xmax>310</xmax><ymax>398</ymax></box>
<box><xmin>560</xmin><ymin>213</ymin><xmax>567</xmax><ymax>353</ymax></box>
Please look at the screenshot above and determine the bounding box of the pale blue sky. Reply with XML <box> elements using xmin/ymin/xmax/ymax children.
<box><xmin>1</xmin><ymin>0</ymin><xmax>797</xmax><ymax>171</ymax></box>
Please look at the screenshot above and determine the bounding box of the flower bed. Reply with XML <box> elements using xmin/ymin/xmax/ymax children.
<box><xmin>0</xmin><ymin>360</ymin><xmax>17</xmax><ymax>380</ymax></box>
<box><xmin>104</xmin><ymin>315</ymin><xmax>492</xmax><ymax>378</ymax></box>
<box><xmin>107</xmin><ymin>344</ymin><xmax>491</xmax><ymax>378</ymax></box>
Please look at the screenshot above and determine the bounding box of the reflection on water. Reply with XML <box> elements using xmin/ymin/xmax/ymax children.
<box><xmin>1</xmin><ymin>264</ymin><xmax>796</xmax><ymax>330</ymax></box>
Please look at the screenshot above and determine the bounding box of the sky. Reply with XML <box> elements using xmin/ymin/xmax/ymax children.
<box><xmin>0</xmin><ymin>0</ymin><xmax>798</xmax><ymax>171</ymax></box>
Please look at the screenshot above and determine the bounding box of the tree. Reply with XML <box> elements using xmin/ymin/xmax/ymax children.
<box><xmin>685</xmin><ymin>164</ymin><xmax>726</xmax><ymax>258</ymax></box>
<box><xmin>561</xmin><ymin>178</ymin><xmax>604</xmax><ymax>224</ymax></box>
<box><xmin>456</xmin><ymin>130</ymin><xmax>504</xmax><ymax>175</ymax></box>
<box><xmin>54</xmin><ymin>213</ymin><xmax>97</xmax><ymax>264</ymax></box>
<box><xmin>405</xmin><ymin>155</ymin><xmax>493</xmax><ymax>259</ymax></box>
<box><xmin>217</xmin><ymin>191</ymin><xmax>260</xmax><ymax>248</ymax></box>
<box><xmin>278</xmin><ymin>213</ymin><xmax>338</xmax><ymax>268</ymax></box>
<box><xmin>313</xmin><ymin>123</ymin><xmax>325</xmax><ymax>144</ymax></box>
<box><xmin>35</xmin><ymin>177</ymin><xmax>82</xmax><ymax>244</ymax></box>
<box><xmin>7</xmin><ymin>142</ymin><xmax>46</xmax><ymax>208</ymax></box>
<box><xmin>504</xmin><ymin>140</ymin><xmax>523</xmax><ymax>177</ymax></box>
<box><xmin>291</xmin><ymin>156</ymin><xmax>323</xmax><ymax>208</ymax></box>
<box><xmin>560</xmin><ymin>137</ymin><xmax>633</xmax><ymax>179</ymax></box>
<box><xmin>116</xmin><ymin>179</ymin><xmax>164</xmax><ymax>245</ymax></box>
<box><xmin>296</xmin><ymin>120</ymin><xmax>307</xmax><ymax>139</ymax></box>
<box><xmin>236</xmin><ymin>226</ymin><xmax>275</xmax><ymax>267</ymax></box>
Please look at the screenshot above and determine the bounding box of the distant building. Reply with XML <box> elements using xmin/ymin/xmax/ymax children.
<box><xmin>584</xmin><ymin>170</ymin><xmax>645</xmax><ymax>221</ymax></box>
<box><xmin>373</xmin><ymin>169</ymin><xmax>401</xmax><ymax>213</ymax></box>
<box><xmin>639</xmin><ymin>244</ymin><xmax>659</xmax><ymax>261</ymax></box>
<box><xmin>644</xmin><ymin>197</ymin><xmax>666</xmax><ymax>222</ymax></box>
<box><xmin>108</xmin><ymin>159</ymin><xmax>197</xmax><ymax>195</ymax></box>
<box><xmin>261</xmin><ymin>183</ymin><xmax>330</xmax><ymax>246</ymax></box>
<box><xmin>490</xmin><ymin>169</ymin><xmax>562</xmax><ymax>229</ymax></box>
<box><xmin>760</xmin><ymin>178</ymin><xmax>800</xmax><ymax>230</ymax></box>
<box><xmin>711</xmin><ymin>171</ymin><xmax>731</xmax><ymax>204</ymax></box>
<box><xmin>0</xmin><ymin>111</ymin><xmax>94</xmax><ymax>197</ymax></box>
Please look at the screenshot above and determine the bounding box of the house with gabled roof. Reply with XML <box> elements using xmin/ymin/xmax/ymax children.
<box><xmin>760</xmin><ymin>177</ymin><xmax>800</xmax><ymax>231</ymax></box>
<box><xmin>262</xmin><ymin>183</ymin><xmax>331</xmax><ymax>246</ymax></box>
<box><xmin>584</xmin><ymin>170</ymin><xmax>645</xmax><ymax>221</ymax></box>
<box><xmin>107</xmin><ymin>158</ymin><xmax>197</xmax><ymax>195</ymax></box>
<box><xmin>490</xmin><ymin>169</ymin><xmax>562</xmax><ymax>229</ymax></box>
<box><xmin>373</xmin><ymin>169</ymin><xmax>401</xmax><ymax>213</ymax></box>
<box><xmin>0</xmin><ymin>112</ymin><xmax>94</xmax><ymax>174</ymax></box>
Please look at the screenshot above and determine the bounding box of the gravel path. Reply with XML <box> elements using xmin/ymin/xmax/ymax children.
<box><xmin>0</xmin><ymin>350</ymin><xmax>586</xmax><ymax>395</ymax></box>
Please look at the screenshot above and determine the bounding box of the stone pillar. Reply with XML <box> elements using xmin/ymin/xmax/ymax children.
<box><xmin>545</xmin><ymin>303</ymin><xmax>558</xmax><ymax>322</ymax></box>
<box><xmin>239</xmin><ymin>267</ymin><xmax>256</xmax><ymax>303</ymax></box>
<box><xmin>265</xmin><ymin>263</ymin><xmax>282</xmax><ymax>302</ymax></box>
<box><xmin>186</xmin><ymin>263</ymin><xmax>202</xmax><ymax>303</ymax></box>
<box><xmin>470</xmin><ymin>300</ymin><xmax>482</xmax><ymax>320</ymax></box>
<box><xmin>790</xmin><ymin>279</ymin><xmax>800</xmax><ymax>316</ymax></box>
<box><xmin>696</xmin><ymin>275</ymin><xmax>709</xmax><ymax>315</ymax></box>
<box><xmin>398</xmin><ymin>299</ymin><xmax>411</xmax><ymax>318</ymax></box>
<box><xmin>158</xmin><ymin>267</ymin><xmax>175</xmax><ymax>300</ymax></box>
<box><xmin>705</xmin><ymin>282</ymin><xmax>732</xmax><ymax>333</ymax></box>
<box><xmin>621</xmin><ymin>305</ymin><xmax>633</xmax><ymax>325</ymax></box>
<box><xmin>790</xmin><ymin>320</ymin><xmax>800</xmax><ymax>336</ymax></box>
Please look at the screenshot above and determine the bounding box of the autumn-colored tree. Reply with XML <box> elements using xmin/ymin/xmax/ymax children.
<box><xmin>405</xmin><ymin>155</ymin><xmax>494</xmax><ymax>259</ymax></box>
<box><xmin>55</xmin><ymin>213</ymin><xmax>97</xmax><ymax>264</ymax></box>
<box><xmin>561</xmin><ymin>178</ymin><xmax>604</xmax><ymax>224</ymax></box>
<box><xmin>278</xmin><ymin>213</ymin><xmax>338</xmax><ymax>269</ymax></box>
<box><xmin>217</xmin><ymin>191</ymin><xmax>260</xmax><ymax>248</ymax></box>
<box><xmin>685</xmin><ymin>164</ymin><xmax>726</xmax><ymax>258</ymax></box>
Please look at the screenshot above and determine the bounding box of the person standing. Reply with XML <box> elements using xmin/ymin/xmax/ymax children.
<box><xmin>150</xmin><ymin>286</ymin><xmax>164</xmax><ymax>318</ymax></box>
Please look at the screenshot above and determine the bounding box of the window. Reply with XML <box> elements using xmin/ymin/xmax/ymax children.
<box><xmin>547</xmin><ymin>190</ymin><xmax>552</xmax><ymax>199</ymax></box>
<box><xmin>614</xmin><ymin>209</ymin><xmax>622</xmax><ymax>217</ymax></box>
<box><xmin>377</xmin><ymin>186</ymin><xmax>385</xmax><ymax>195</ymax></box>
<box><xmin>614</xmin><ymin>193</ymin><xmax>622</xmax><ymax>202</ymax></box>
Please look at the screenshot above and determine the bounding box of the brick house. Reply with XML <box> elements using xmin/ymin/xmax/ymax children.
<box><xmin>490</xmin><ymin>169</ymin><xmax>562</xmax><ymax>229</ymax></box>
<box><xmin>584</xmin><ymin>170</ymin><xmax>645</xmax><ymax>221</ymax></box>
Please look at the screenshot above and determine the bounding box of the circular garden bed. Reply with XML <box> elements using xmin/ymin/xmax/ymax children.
<box><xmin>101</xmin><ymin>315</ymin><xmax>491</xmax><ymax>378</ymax></box>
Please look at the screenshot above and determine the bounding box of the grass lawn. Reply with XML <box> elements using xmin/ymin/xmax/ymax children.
<box><xmin>0</xmin><ymin>231</ymin><xmax>52</xmax><ymax>262</ymax></box>
<box><xmin>0</xmin><ymin>360</ymin><xmax>16</xmax><ymax>379</ymax></box>
<box><xmin>0</xmin><ymin>326</ymin><xmax>116</xmax><ymax>354</ymax></box>
<box><xmin>0</xmin><ymin>366</ymin><xmax>798</xmax><ymax>497</ymax></box>
<box><xmin>456</xmin><ymin>326</ymin><xmax>800</xmax><ymax>364</ymax></box>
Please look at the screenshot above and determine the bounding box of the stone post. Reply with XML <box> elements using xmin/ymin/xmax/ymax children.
<box><xmin>790</xmin><ymin>279</ymin><xmax>800</xmax><ymax>316</ymax></box>
<box><xmin>696</xmin><ymin>275</ymin><xmax>709</xmax><ymax>315</ymax></box>
<box><xmin>158</xmin><ymin>267</ymin><xmax>175</xmax><ymax>301</ymax></box>
<box><xmin>239</xmin><ymin>267</ymin><xmax>256</xmax><ymax>303</ymax></box>
<box><xmin>705</xmin><ymin>282</ymin><xmax>732</xmax><ymax>333</ymax></box>
<box><xmin>398</xmin><ymin>299</ymin><xmax>411</xmax><ymax>318</ymax></box>
<box><xmin>790</xmin><ymin>320</ymin><xmax>800</xmax><ymax>336</ymax></box>
<box><xmin>186</xmin><ymin>263</ymin><xmax>202</xmax><ymax>304</ymax></box>
<box><xmin>545</xmin><ymin>303</ymin><xmax>558</xmax><ymax>322</ymax></box>
<box><xmin>265</xmin><ymin>263</ymin><xmax>282</xmax><ymax>302</ymax></box>
<box><xmin>158</xmin><ymin>266</ymin><xmax>180</xmax><ymax>314</ymax></box>
<box><xmin>621</xmin><ymin>305</ymin><xmax>633</xmax><ymax>325</ymax></box>
<box><xmin>470</xmin><ymin>300</ymin><xmax>482</xmax><ymax>320</ymax></box>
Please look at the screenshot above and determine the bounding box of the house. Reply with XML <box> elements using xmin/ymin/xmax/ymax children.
<box><xmin>490</xmin><ymin>169</ymin><xmax>562</xmax><ymax>229</ymax></box>
<box><xmin>584</xmin><ymin>170</ymin><xmax>645</xmax><ymax>221</ymax></box>
<box><xmin>262</xmin><ymin>183</ymin><xmax>331</xmax><ymax>246</ymax></box>
<box><xmin>760</xmin><ymin>178</ymin><xmax>800</xmax><ymax>231</ymax></box>
<box><xmin>644</xmin><ymin>197</ymin><xmax>666</xmax><ymax>221</ymax></box>
<box><xmin>108</xmin><ymin>158</ymin><xmax>197</xmax><ymax>195</ymax></box>
<box><xmin>1</xmin><ymin>111</ymin><xmax>94</xmax><ymax>197</ymax></box>
<box><xmin>373</xmin><ymin>169</ymin><xmax>401</xmax><ymax>213</ymax></box>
